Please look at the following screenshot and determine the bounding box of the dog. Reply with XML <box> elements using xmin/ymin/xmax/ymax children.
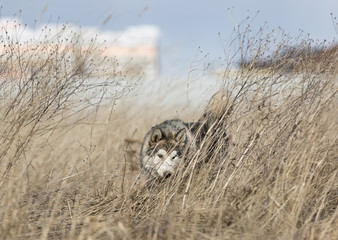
<box><xmin>139</xmin><ymin>90</ymin><xmax>230</xmax><ymax>182</ymax></box>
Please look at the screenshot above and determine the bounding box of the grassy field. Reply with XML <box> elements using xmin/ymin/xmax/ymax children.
<box><xmin>0</xmin><ymin>23</ymin><xmax>337</xmax><ymax>240</ymax></box>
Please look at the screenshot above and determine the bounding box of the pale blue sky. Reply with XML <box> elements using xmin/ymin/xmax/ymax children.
<box><xmin>1</xmin><ymin>0</ymin><xmax>337</xmax><ymax>75</ymax></box>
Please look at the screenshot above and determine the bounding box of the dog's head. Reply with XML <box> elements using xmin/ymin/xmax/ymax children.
<box><xmin>140</xmin><ymin>123</ymin><xmax>190</xmax><ymax>178</ymax></box>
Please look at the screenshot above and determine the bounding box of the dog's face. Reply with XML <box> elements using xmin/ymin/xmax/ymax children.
<box><xmin>141</xmin><ymin>127</ymin><xmax>188</xmax><ymax>178</ymax></box>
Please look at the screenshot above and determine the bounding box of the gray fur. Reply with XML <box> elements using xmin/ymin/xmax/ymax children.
<box><xmin>140</xmin><ymin>90</ymin><xmax>230</xmax><ymax>181</ymax></box>
<box><xmin>140</xmin><ymin>119</ymin><xmax>197</xmax><ymax>178</ymax></box>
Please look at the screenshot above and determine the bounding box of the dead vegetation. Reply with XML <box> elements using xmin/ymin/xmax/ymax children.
<box><xmin>0</xmin><ymin>20</ymin><xmax>337</xmax><ymax>240</ymax></box>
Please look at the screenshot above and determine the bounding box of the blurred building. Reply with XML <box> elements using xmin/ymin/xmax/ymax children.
<box><xmin>239</xmin><ymin>44</ymin><xmax>338</xmax><ymax>73</ymax></box>
<box><xmin>0</xmin><ymin>19</ymin><xmax>160</xmax><ymax>79</ymax></box>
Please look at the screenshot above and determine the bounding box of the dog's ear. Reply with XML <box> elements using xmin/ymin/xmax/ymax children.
<box><xmin>175</xmin><ymin>128</ymin><xmax>187</xmax><ymax>143</ymax></box>
<box><xmin>150</xmin><ymin>128</ymin><xmax>162</xmax><ymax>145</ymax></box>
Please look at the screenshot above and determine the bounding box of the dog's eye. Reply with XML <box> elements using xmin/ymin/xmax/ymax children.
<box><xmin>157</xmin><ymin>153</ymin><xmax>163</xmax><ymax>158</ymax></box>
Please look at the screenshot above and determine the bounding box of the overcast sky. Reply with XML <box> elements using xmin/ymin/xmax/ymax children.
<box><xmin>1</xmin><ymin>0</ymin><xmax>337</xmax><ymax>75</ymax></box>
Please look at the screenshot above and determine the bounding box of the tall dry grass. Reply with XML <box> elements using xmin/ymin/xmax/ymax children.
<box><xmin>0</xmin><ymin>20</ymin><xmax>337</xmax><ymax>240</ymax></box>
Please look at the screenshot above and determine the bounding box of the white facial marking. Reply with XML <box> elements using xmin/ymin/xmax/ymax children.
<box><xmin>143</xmin><ymin>150</ymin><xmax>182</xmax><ymax>177</ymax></box>
<box><xmin>157</xmin><ymin>150</ymin><xmax>181</xmax><ymax>177</ymax></box>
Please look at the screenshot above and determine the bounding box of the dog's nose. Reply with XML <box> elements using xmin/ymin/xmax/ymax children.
<box><xmin>162</xmin><ymin>171</ymin><xmax>172</xmax><ymax>179</ymax></box>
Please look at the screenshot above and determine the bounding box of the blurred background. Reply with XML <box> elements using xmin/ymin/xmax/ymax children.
<box><xmin>1</xmin><ymin>0</ymin><xmax>337</xmax><ymax>117</ymax></box>
<box><xmin>1</xmin><ymin>0</ymin><xmax>337</xmax><ymax>77</ymax></box>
